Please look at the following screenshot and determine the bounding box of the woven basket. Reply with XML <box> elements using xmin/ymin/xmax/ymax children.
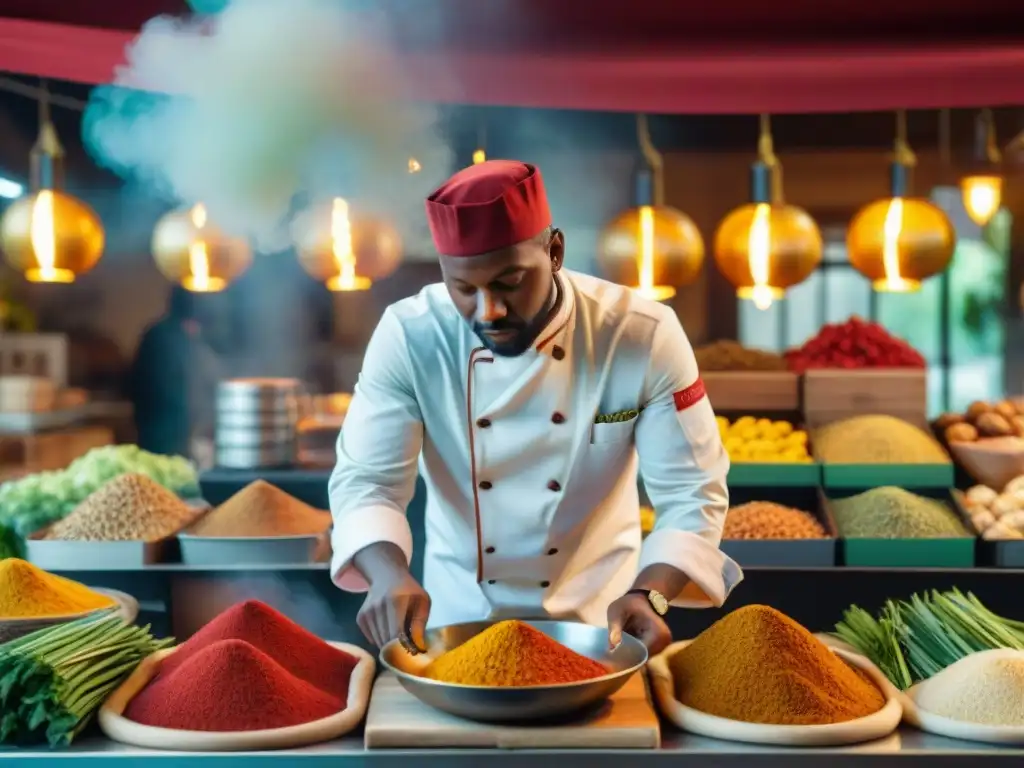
<box><xmin>0</xmin><ymin>588</ymin><xmax>139</xmax><ymax>645</ymax></box>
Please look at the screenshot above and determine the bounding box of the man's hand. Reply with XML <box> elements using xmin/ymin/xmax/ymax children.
<box><xmin>353</xmin><ymin>542</ymin><xmax>431</xmax><ymax>654</ymax></box>
<box><xmin>606</xmin><ymin>592</ymin><xmax>672</xmax><ymax>655</ymax></box>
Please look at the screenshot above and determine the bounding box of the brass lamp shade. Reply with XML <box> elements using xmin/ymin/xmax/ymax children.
<box><xmin>597</xmin><ymin>205</ymin><xmax>704</xmax><ymax>301</ymax></box>
<box><xmin>847</xmin><ymin>197</ymin><xmax>955</xmax><ymax>292</ymax></box>
<box><xmin>152</xmin><ymin>208</ymin><xmax>252</xmax><ymax>293</ymax></box>
<box><xmin>713</xmin><ymin>203</ymin><xmax>822</xmax><ymax>300</ymax></box>
<box><xmin>292</xmin><ymin>200</ymin><xmax>402</xmax><ymax>292</ymax></box>
<box><xmin>1</xmin><ymin>191</ymin><xmax>105</xmax><ymax>283</ymax></box>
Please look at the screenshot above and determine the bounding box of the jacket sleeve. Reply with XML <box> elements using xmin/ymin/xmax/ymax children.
<box><xmin>634</xmin><ymin>311</ymin><xmax>743</xmax><ymax>608</ymax></box>
<box><xmin>329</xmin><ymin>309</ymin><xmax>424</xmax><ymax>592</ymax></box>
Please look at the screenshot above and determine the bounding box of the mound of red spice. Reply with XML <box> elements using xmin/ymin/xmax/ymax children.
<box><xmin>125</xmin><ymin>639</ymin><xmax>342</xmax><ymax>732</ymax></box>
<box><xmin>159</xmin><ymin>600</ymin><xmax>358</xmax><ymax>702</ymax></box>
<box><xmin>785</xmin><ymin>316</ymin><xmax>925</xmax><ymax>373</ymax></box>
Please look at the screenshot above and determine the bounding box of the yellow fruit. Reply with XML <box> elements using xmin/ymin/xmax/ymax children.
<box><xmin>733</xmin><ymin>416</ymin><xmax>756</xmax><ymax>429</ymax></box>
<box><xmin>715</xmin><ymin>416</ymin><xmax>729</xmax><ymax>431</ymax></box>
<box><xmin>787</xmin><ymin>430</ymin><xmax>808</xmax><ymax>446</ymax></box>
<box><xmin>771</xmin><ymin>420</ymin><xmax>794</xmax><ymax>438</ymax></box>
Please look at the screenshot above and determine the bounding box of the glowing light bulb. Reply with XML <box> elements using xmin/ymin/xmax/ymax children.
<box><xmin>327</xmin><ymin>197</ymin><xmax>371</xmax><ymax>292</ymax></box>
<box><xmin>961</xmin><ymin>175</ymin><xmax>1002</xmax><ymax>226</ymax></box>
<box><xmin>408</xmin><ymin>158</ymin><xmax>422</xmax><ymax>174</ymax></box>
<box><xmin>472</xmin><ymin>149</ymin><xmax>486</xmax><ymax>165</ymax></box>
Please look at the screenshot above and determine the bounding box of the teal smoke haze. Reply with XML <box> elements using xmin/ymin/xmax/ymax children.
<box><xmin>82</xmin><ymin>0</ymin><xmax>453</xmax><ymax>253</ymax></box>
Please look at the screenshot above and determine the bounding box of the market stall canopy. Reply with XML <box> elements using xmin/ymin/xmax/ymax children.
<box><xmin>0</xmin><ymin>0</ymin><xmax>1022</xmax><ymax>113</ymax></box>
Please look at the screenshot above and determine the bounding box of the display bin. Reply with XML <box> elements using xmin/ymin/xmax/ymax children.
<box><xmin>728</xmin><ymin>461</ymin><xmax>820</xmax><ymax>487</ymax></box>
<box><xmin>24</xmin><ymin>534</ymin><xmax>179</xmax><ymax>569</ymax></box>
<box><xmin>819</xmin><ymin>462</ymin><xmax>954</xmax><ymax>490</ymax></box>
<box><xmin>704</xmin><ymin>371</ymin><xmax>800</xmax><ymax>413</ymax></box>
<box><xmin>952</xmin><ymin>489</ymin><xmax>1024</xmax><ymax>568</ymax></box>
<box><xmin>720</xmin><ymin>486</ymin><xmax>837</xmax><ymax>567</ymax></box>
<box><xmin>826</xmin><ymin>487</ymin><xmax>976</xmax><ymax>568</ymax></box>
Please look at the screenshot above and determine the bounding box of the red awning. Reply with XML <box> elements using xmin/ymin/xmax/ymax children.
<box><xmin>0</xmin><ymin>1</ymin><xmax>1022</xmax><ymax>114</ymax></box>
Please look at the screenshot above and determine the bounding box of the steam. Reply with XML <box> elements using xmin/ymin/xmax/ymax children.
<box><xmin>83</xmin><ymin>0</ymin><xmax>453</xmax><ymax>253</ymax></box>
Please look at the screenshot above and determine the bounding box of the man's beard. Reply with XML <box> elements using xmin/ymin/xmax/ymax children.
<box><xmin>473</xmin><ymin>317</ymin><xmax>538</xmax><ymax>357</ymax></box>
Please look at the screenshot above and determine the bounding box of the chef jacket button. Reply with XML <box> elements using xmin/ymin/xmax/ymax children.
<box><xmin>547</xmin><ymin>548</ymin><xmax>558</xmax><ymax>555</ymax></box>
<box><xmin>479</xmin><ymin>480</ymin><xmax>493</xmax><ymax>490</ymax></box>
<box><xmin>540</xmin><ymin>581</ymin><xmax>551</xmax><ymax>588</ymax></box>
<box><xmin>476</xmin><ymin>417</ymin><xmax>491</xmax><ymax>428</ymax></box>
<box><xmin>552</xmin><ymin>345</ymin><xmax>565</xmax><ymax>361</ymax></box>
<box><xmin>551</xmin><ymin>412</ymin><xmax>565</xmax><ymax>424</ymax></box>
<box><xmin>487</xmin><ymin>579</ymin><xmax>496</xmax><ymax>585</ymax></box>
<box><xmin>485</xmin><ymin>546</ymin><xmax>495</xmax><ymax>554</ymax></box>
<box><xmin>547</xmin><ymin>479</ymin><xmax>561</xmax><ymax>492</ymax></box>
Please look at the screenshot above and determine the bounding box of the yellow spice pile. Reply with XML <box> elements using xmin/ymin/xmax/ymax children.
<box><xmin>814</xmin><ymin>415</ymin><xmax>950</xmax><ymax>464</ymax></box>
<box><xmin>189</xmin><ymin>480</ymin><xmax>331</xmax><ymax>538</ymax></box>
<box><xmin>45</xmin><ymin>473</ymin><xmax>197</xmax><ymax>542</ymax></box>
<box><xmin>0</xmin><ymin>558</ymin><xmax>116</xmax><ymax>618</ymax></box>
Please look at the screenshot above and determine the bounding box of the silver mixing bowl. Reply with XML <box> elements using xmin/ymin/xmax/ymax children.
<box><xmin>379</xmin><ymin>619</ymin><xmax>648</xmax><ymax>722</ymax></box>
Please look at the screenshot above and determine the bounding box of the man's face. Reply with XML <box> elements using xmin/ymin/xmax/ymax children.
<box><xmin>440</xmin><ymin>229</ymin><xmax>565</xmax><ymax>357</ymax></box>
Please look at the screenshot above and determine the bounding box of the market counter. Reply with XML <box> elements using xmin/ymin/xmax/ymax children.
<box><xmin>4</xmin><ymin>730</ymin><xmax>1024</xmax><ymax>766</ymax></box>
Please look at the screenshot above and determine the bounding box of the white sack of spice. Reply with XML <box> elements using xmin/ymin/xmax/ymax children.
<box><xmin>911</xmin><ymin>649</ymin><xmax>1024</xmax><ymax>726</ymax></box>
<box><xmin>82</xmin><ymin>0</ymin><xmax>454</xmax><ymax>254</ymax></box>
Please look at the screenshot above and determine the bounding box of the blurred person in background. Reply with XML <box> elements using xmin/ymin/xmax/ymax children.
<box><xmin>129</xmin><ymin>286</ymin><xmax>222</xmax><ymax>464</ymax></box>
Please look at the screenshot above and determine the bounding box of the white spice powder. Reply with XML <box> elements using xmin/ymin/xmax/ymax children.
<box><xmin>911</xmin><ymin>649</ymin><xmax>1024</xmax><ymax>726</ymax></box>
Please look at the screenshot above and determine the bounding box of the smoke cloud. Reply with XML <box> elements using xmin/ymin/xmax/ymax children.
<box><xmin>82</xmin><ymin>0</ymin><xmax>454</xmax><ymax>253</ymax></box>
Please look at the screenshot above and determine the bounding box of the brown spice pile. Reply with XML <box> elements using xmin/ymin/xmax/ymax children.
<box><xmin>670</xmin><ymin>605</ymin><xmax>886</xmax><ymax>725</ymax></box>
<box><xmin>694</xmin><ymin>340</ymin><xmax>787</xmax><ymax>372</ymax></box>
<box><xmin>45</xmin><ymin>473</ymin><xmax>196</xmax><ymax>542</ymax></box>
<box><xmin>189</xmin><ymin>480</ymin><xmax>331</xmax><ymax>538</ymax></box>
<box><xmin>725</xmin><ymin>502</ymin><xmax>827</xmax><ymax>540</ymax></box>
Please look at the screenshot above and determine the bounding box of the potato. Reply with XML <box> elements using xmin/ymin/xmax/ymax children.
<box><xmin>976</xmin><ymin>412</ymin><xmax>1014</xmax><ymax>438</ymax></box>
<box><xmin>945</xmin><ymin>422</ymin><xmax>978</xmax><ymax>443</ymax></box>
<box><xmin>966</xmin><ymin>400</ymin><xmax>993</xmax><ymax>422</ymax></box>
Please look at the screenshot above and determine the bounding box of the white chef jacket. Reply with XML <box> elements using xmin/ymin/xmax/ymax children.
<box><xmin>329</xmin><ymin>269</ymin><xmax>742</xmax><ymax>629</ymax></box>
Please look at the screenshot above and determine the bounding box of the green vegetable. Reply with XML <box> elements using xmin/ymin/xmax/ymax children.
<box><xmin>834</xmin><ymin>588</ymin><xmax>1024</xmax><ymax>690</ymax></box>
<box><xmin>0</xmin><ymin>613</ymin><xmax>173</xmax><ymax>746</ymax></box>
<box><xmin>0</xmin><ymin>445</ymin><xmax>200</xmax><ymax>538</ymax></box>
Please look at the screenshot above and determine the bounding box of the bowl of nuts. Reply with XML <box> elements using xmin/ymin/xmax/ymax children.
<box><xmin>934</xmin><ymin>399</ymin><xmax>1024</xmax><ymax>491</ymax></box>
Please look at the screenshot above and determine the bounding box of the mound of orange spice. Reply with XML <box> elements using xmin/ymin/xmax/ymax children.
<box><xmin>669</xmin><ymin>605</ymin><xmax>885</xmax><ymax>725</ymax></box>
<box><xmin>423</xmin><ymin>620</ymin><xmax>607</xmax><ymax>686</ymax></box>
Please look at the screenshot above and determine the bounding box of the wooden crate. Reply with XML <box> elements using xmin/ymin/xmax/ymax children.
<box><xmin>703</xmin><ymin>371</ymin><xmax>800</xmax><ymax>413</ymax></box>
<box><xmin>0</xmin><ymin>425</ymin><xmax>114</xmax><ymax>473</ymax></box>
<box><xmin>802</xmin><ymin>368</ymin><xmax>927</xmax><ymax>429</ymax></box>
<box><xmin>0</xmin><ymin>334</ymin><xmax>67</xmax><ymax>386</ymax></box>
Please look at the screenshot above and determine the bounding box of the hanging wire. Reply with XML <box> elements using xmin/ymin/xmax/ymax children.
<box><xmin>636</xmin><ymin>114</ymin><xmax>664</xmax><ymax>206</ymax></box>
<box><xmin>978</xmin><ymin>108</ymin><xmax>1002</xmax><ymax>165</ymax></box>
<box><xmin>893</xmin><ymin>110</ymin><xmax>917</xmax><ymax>166</ymax></box>
<box><xmin>757</xmin><ymin>114</ymin><xmax>784</xmax><ymax>204</ymax></box>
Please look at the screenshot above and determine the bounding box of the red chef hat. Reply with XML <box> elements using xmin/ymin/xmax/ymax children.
<box><xmin>425</xmin><ymin>160</ymin><xmax>551</xmax><ymax>257</ymax></box>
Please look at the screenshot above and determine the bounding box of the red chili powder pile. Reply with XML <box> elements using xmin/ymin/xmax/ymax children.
<box><xmin>159</xmin><ymin>599</ymin><xmax>358</xmax><ymax>701</ymax></box>
<box><xmin>124</xmin><ymin>600</ymin><xmax>361</xmax><ymax>732</ymax></box>
<box><xmin>125</xmin><ymin>639</ymin><xmax>342</xmax><ymax>731</ymax></box>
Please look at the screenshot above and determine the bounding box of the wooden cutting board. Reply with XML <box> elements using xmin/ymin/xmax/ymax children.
<box><xmin>364</xmin><ymin>672</ymin><xmax>660</xmax><ymax>749</ymax></box>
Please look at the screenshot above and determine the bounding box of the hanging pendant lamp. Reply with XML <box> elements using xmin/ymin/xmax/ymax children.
<box><xmin>847</xmin><ymin>111</ymin><xmax>955</xmax><ymax>293</ymax></box>
<box><xmin>152</xmin><ymin>204</ymin><xmax>252</xmax><ymax>293</ymax></box>
<box><xmin>960</xmin><ymin>109</ymin><xmax>1003</xmax><ymax>227</ymax></box>
<box><xmin>713</xmin><ymin>115</ymin><xmax>822</xmax><ymax>310</ymax></box>
<box><xmin>292</xmin><ymin>197</ymin><xmax>402</xmax><ymax>292</ymax></box>
<box><xmin>1</xmin><ymin>87</ymin><xmax>105</xmax><ymax>284</ymax></box>
<box><xmin>597</xmin><ymin>115</ymin><xmax>704</xmax><ymax>302</ymax></box>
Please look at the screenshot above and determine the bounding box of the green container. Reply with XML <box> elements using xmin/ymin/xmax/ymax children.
<box><xmin>728</xmin><ymin>462</ymin><xmax>821</xmax><ymax>487</ymax></box>
<box><xmin>821</xmin><ymin>462</ymin><xmax>954</xmax><ymax>490</ymax></box>
<box><xmin>840</xmin><ymin>537</ymin><xmax>975</xmax><ymax>568</ymax></box>
<box><xmin>827</xmin><ymin>486</ymin><xmax>976</xmax><ymax>567</ymax></box>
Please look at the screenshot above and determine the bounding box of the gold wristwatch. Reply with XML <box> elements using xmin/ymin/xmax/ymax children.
<box><xmin>628</xmin><ymin>588</ymin><xmax>669</xmax><ymax>616</ymax></box>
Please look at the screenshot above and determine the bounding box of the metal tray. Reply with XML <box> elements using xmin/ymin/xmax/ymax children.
<box><xmin>178</xmin><ymin>533</ymin><xmax>324</xmax><ymax>565</ymax></box>
<box><xmin>720</xmin><ymin>486</ymin><xmax>837</xmax><ymax>567</ymax></box>
<box><xmin>24</xmin><ymin>534</ymin><xmax>179</xmax><ymax>569</ymax></box>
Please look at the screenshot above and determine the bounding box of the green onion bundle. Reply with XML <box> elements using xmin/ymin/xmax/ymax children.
<box><xmin>0</xmin><ymin>614</ymin><xmax>173</xmax><ymax>746</ymax></box>
<box><xmin>834</xmin><ymin>588</ymin><xmax>1024</xmax><ymax>690</ymax></box>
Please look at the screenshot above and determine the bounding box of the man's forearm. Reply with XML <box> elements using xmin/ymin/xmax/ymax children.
<box><xmin>631</xmin><ymin>563</ymin><xmax>691</xmax><ymax>602</ymax></box>
<box><xmin>353</xmin><ymin>541</ymin><xmax>411</xmax><ymax>587</ymax></box>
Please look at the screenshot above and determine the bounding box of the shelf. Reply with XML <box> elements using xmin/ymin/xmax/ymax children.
<box><xmin>3</xmin><ymin>730</ymin><xmax>1023</xmax><ymax>766</ymax></box>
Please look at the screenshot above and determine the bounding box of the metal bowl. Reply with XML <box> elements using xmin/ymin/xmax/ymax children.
<box><xmin>379</xmin><ymin>619</ymin><xmax>648</xmax><ymax>723</ymax></box>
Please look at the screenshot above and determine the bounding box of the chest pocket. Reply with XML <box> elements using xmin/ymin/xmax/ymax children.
<box><xmin>590</xmin><ymin>418</ymin><xmax>637</xmax><ymax>445</ymax></box>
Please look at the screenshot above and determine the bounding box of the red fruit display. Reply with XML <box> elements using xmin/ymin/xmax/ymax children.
<box><xmin>784</xmin><ymin>317</ymin><xmax>926</xmax><ymax>373</ymax></box>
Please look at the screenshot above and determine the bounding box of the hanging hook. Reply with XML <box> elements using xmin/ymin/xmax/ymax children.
<box><xmin>756</xmin><ymin>114</ymin><xmax>784</xmax><ymax>205</ymax></box>
<box><xmin>893</xmin><ymin>110</ymin><xmax>917</xmax><ymax>167</ymax></box>
<box><xmin>636</xmin><ymin>114</ymin><xmax>664</xmax><ymax>206</ymax></box>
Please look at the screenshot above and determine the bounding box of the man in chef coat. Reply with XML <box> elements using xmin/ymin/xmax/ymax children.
<box><xmin>329</xmin><ymin>160</ymin><xmax>741</xmax><ymax>655</ymax></box>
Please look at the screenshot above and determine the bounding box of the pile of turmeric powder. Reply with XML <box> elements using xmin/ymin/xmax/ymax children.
<box><xmin>669</xmin><ymin>605</ymin><xmax>885</xmax><ymax>725</ymax></box>
<box><xmin>0</xmin><ymin>558</ymin><xmax>116</xmax><ymax>619</ymax></box>
<box><xmin>422</xmin><ymin>620</ymin><xmax>608</xmax><ymax>686</ymax></box>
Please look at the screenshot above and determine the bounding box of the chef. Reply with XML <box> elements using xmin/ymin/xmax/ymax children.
<box><xmin>329</xmin><ymin>160</ymin><xmax>741</xmax><ymax>656</ymax></box>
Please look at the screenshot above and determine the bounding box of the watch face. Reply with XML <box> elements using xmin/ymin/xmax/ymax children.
<box><xmin>650</xmin><ymin>590</ymin><xmax>669</xmax><ymax>616</ymax></box>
